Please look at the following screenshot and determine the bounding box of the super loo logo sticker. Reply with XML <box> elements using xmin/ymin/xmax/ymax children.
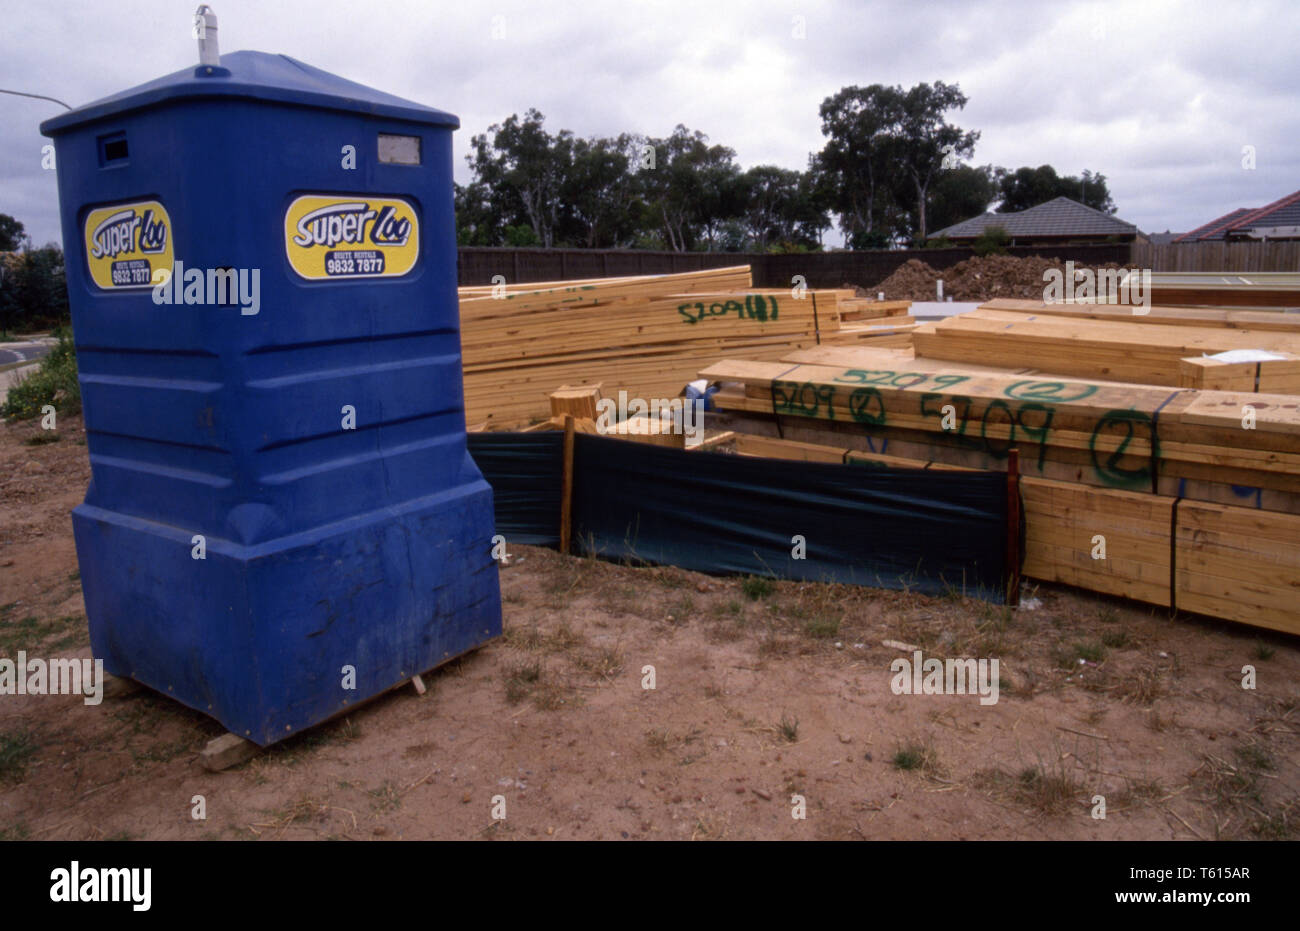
<box><xmin>285</xmin><ymin>195</ymin><xmax>419</xmax><ymax>280</ymax></box>
<box><xmin>83</xmin><ymin>200</ymin><xmax>173</xmax><ymax>289</ymax></box>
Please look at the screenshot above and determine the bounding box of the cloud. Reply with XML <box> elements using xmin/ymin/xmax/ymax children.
<box><xmin>2</xmin><ymin>0</ymin><xmax>1296</xmax><ymax>247</ymax></box>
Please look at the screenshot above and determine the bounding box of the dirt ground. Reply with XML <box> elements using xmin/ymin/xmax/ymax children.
<box><xmin>1</xmin><ymin>413</ymin><xmax>1297</xmax><ymax>841</ymax></box>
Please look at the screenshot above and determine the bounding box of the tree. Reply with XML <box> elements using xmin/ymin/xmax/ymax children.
<box><xmin>454</xmin><ymin>181</ymin><xmax>501</xmax><ymax>245</ymax></box>
<box><xmin>737</xmin><ymin>165</ymin><xmax>799</xmax><ymax>251</ymax></box>
<box><xmin>997</xmin><ymin>165</ymin><xmax>1116</xmax><ymax>214</ymax></box>
<box><xmin>467</xmin><ymin>109</ymin><xmax>571</xmax><ymax>247</ymax></box>
<box><xmin>0</xmin><ymin>214</ymin><xmax>25</xmax><ymax>251</ymax></box>
<box><xmin>814</xmin><ymin>85</ymin><xmax>905</xmax><ymax>245</ymax></box>
<box><xmin>972</xmin><ymin>225</ymin><xmax>1011</xmax><ymax>256</ymax></box>
<box><xmin>2</xmin><ymin>245</ymin><xmax>69</xmax><ymax>334</ymax></box>
<box><xmin>561</xmin><ymin>134</ymin><xmax>643</xmax><ymax>248</ymax></box>
<box><xmin>893</xmin><ymin>81</ymin><xmax>979</xmax><ymax>240</ymax></box>
<box><xmin>926</xmin><ymin>164</ymin><xmax>999</xmax><ymax>237</ymax></box>
<box><xmin>638</xmin><ymin>126</ymin><xmax>740</xmax><ymax>251</ymax></box>
<box><xmin>816</xmin><ymin>82</ymin><xmax>978</xmax><ymax>243</ymax></box>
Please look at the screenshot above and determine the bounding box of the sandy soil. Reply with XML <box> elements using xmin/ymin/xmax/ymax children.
<box><xmin>1</xmin><ymin>414</ymin><xmax>1296</xmax><ymax>841</ymax></box>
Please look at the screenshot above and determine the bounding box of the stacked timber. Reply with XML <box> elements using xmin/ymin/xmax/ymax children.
<box><xmin>912</xmin><ymin>308</ymin><xmax>1300</xmax><ymax>388</ymax></box>
<box><xmin>700</xmin><ymin>348</ymin><xmax>1300</xmax><ymax>511</ymax></box>
<box><xmin>457</xmin><ymin>267</ymin><xmax>915</xmax><ymax>428</ymax></box>
<box><xmin>700</xmin><ymin>346</ymin><xmax>1300</xmax><ymax>632</ymax></box>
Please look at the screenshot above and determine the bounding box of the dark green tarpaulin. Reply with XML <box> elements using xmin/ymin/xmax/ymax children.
<box><xmin>469</xmin><ymin>432</ymin><xmax>1009</xmax><ymax>600</ymax></box>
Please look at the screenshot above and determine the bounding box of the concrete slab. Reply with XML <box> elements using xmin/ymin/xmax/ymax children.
<box><xmin>909</xmin><ymin>301</ymin><xmax>981</xmax><ymax>320</ymax></box>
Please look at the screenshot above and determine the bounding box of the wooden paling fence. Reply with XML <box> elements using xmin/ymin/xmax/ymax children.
<box><xmin>1134</xmin><ymin>240</ymin><xmax>1300</xmax><ymax>272</ymax></box>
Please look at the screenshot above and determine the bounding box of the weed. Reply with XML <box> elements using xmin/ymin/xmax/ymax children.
<box><xmin>504</xmin><ymin>660</ymin><xmax>541</xmax><ymax>704</ymax></box>
<box><xmin>777</xmin><ymin>714</ymin><xmax>799</xmax><ymax>743</ymax></box>
<box><xmin>369</xmin><ymin>782</ymin><xmax>402</xmax><ymax>813</ymax></box>
<box><xmin>892</xmin><ymin>740</ymin><xmax>938</xmax><ymax>774</ymax></box>
<box><xmin>0</xmin><ymin>730</ymin><xmax>37</xmax><ymax>782</ymax></box>
<box><xmin>741</xmin><ymin>576</ymin><xmax>775</xmax><ymax>601</ymax></box>
<box><xmin>1101</xmin><ymin>628</ymin><xmax>1130</xmax><ymax>649</ymax></box>
<box><xmin>1235</xmin><ymin>743</ymin><xmax>1274</xmax><ymax>772</ymax></box>
<box><xmin>803</xmin><ymin>617</ymin><xmax>840</xmax><ymax>639</ymax></box>
<box><xmin>1116</xmin><ymin>664</ymin><xmax>1166</xmax><ymax>705</ymax></box>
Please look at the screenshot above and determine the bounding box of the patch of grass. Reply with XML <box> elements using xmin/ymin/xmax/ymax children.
<box><xmin>504</xmin><ymin>660</ymin><xmax>542</xmax><ymax>704</ymax></box>
<box><xmin>1052</xmin><ymin>640</ymin><xmax>1106</xmax><ymax>669</ymax></box>
<box><xmin>0</xmin><ymin>730</ymin><xmax>37</xmax><ymax>783</ymax></box>
<box><xmin>1251</xmin><ymin>798</ymin><xmax>1298</xmax><ymax>839</ymax></box>
<box><xmin>1112</xmin><ymin>778</ymin><xmax>1165</xmax><ymax>809</ymax></box>
<box><xmin>531</xmin><ymin>680</ymin><xmax>571</xmax><ymax>711</ymax></box>
<box><xmin>1253</xmin><ymin>640</ymin><xmax>1276</xmax><ymax>661</ymax></box>
<box><xmin>542</xmin><ymin>622</ymin><xmax>584</xmax><ymax>653</ymax></box>
<box><xmin>1074</xmin><ymin>640</ymin><xmax>1106</xmax><ymax>663</ymax></box>
<box><xmin>777</xmin><ymin>714</ymin><xmax>799</xmax><ymax>743</ymax></box>
<box><xmin>666</xmin><ymin>594</ymin><xmax>694</xmax><ymax>625</ymax></box>
<box><xmin>741</xmin><ymin>576</ymin><xmax>775</xmax><ymax>601</ymax></box>
<box><xmin>369</xmin><ymin>782</ymin><xmax>402</xmax><ymax>813</ymax></box>
<box><xmin>645</xmin><ymin>727</ymin><xmax>702</xmax><ymax>756</ymax></box>
<box><xmin>1</xmin><ymin>328</ymin><xmax>81</xmax><ymax>420</ymax></box>
<box><xmin>892</xmin><ymin>740</ymin><xmax>938</xmax><ymax>774</ymax></box>
<box><xmin>1235</xmin><ymin>743</ymin><xmax>1274</xmax><ymax>772</ymax></box>
<box><xmin>1116</xmin><ymin>663</ymin><xmax>1167</xmax><ymax>705</ymax></box>
<box><xmin>802</xmin><ymin>617</ymin><xmax>840</xmax><ymax>639</ymax></box>
<box><xmin>574</xmin><ymin>644</ymin><xmax>623</xmax><ymax>680</ymax></box>
<box><xmin>503</xmin><ymin>624</ymin><xmax>544</xmax><ymax>650</ymax></box>
<box><xmin>23</xmin><ymin>432</ymin><xmax>60</xmax><ymax>446</ymax></box>
<box><xmin>1101</xmin><ymin>628</ymin><xmax>1130</xmax><ymax>649</ymax></box>
<box><xmin>1097</xmin><ymin>604</ymin><xmax>1119</xmax><ymax>625</ymax></box>
<box><xmin>1014</xmin><ymin>763</ymin><xmax>1083</xmax><ymax>813</ymax></box>
<box><xmin>0</xmin><ymin>823</ymin><xmax>30</xmax><ymax>841</ymax></box>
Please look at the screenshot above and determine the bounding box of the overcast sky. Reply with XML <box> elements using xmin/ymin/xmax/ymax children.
<box><xmin>3</xmin><ymin>0</ymin><xmax>1296</xmax><ymax>247</ymax></box>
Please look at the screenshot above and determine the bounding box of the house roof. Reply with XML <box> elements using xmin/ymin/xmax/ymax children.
<box><xmin>1175</xmin><ymin>190</ymin><xmax>1300</xmax><ymax>241</ymax></box>
<box><xmin>1173</xmin><ymin>208</ymin><xmax>1254</xmax><ymax>243</ymax></box>
<box><xmin>928</xmin><ymin>196</ymin><xmax>1137</xmax><ymax>240</ymax></box>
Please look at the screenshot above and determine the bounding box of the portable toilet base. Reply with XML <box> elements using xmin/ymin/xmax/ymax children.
<box><xmin>74</xmin><ymin>485</ymin><xmax>499</xmax><ymax>745</ymax></box>
<box><xmin>42</xmin><ymin>43</ymin><xmax>502</xmax><ymax>746</ymax></box>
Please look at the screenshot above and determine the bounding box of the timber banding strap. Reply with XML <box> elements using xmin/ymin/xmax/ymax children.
<box><xmin>1168</xmin><ymin>496</ymin><xmax>1182</xmax><ymax>615</ymax></box>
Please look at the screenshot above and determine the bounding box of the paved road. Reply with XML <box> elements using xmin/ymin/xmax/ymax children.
<box><xmin>0</xmin><ymin>339</ymin><xmax>54</xmax><ymax>366</ymax></box>
<box><xmin>0</xmin><ymin>338</ymin><xmax>57</xmax><ymax>406</ymax></box>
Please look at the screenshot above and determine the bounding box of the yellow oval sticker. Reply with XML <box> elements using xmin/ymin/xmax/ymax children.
<box><xmin>83</xmin><ymin>200</ymin><xmax>174</xmax><ymax>290</ymax></box>
<box><xmin>284</xmin><ymin>194</ymin><xmax>420</xmax><ymax>280</ymax></box>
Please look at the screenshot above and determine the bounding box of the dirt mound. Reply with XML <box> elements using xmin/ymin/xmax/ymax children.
<box><xmin>873</xmin><ymin>255</ymin><xmax>1122</xmax><ymax>303</ymax></box>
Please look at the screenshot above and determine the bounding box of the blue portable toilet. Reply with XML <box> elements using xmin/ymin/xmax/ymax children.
<box><xmin>40</xmin><ymin>24</ymin><xmax>502</xmax><ymax>745</ymax></box>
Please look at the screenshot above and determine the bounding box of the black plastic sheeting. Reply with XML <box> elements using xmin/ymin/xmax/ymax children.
<box><xmin>467</xmin><ymin>432</ymin><xmax>564</xmax><ymax>545</ymax></box>
<box><xmin>469</xmin><ymin>432</ymin><xmax>1009</xmax><ymax>600</ymax></box>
